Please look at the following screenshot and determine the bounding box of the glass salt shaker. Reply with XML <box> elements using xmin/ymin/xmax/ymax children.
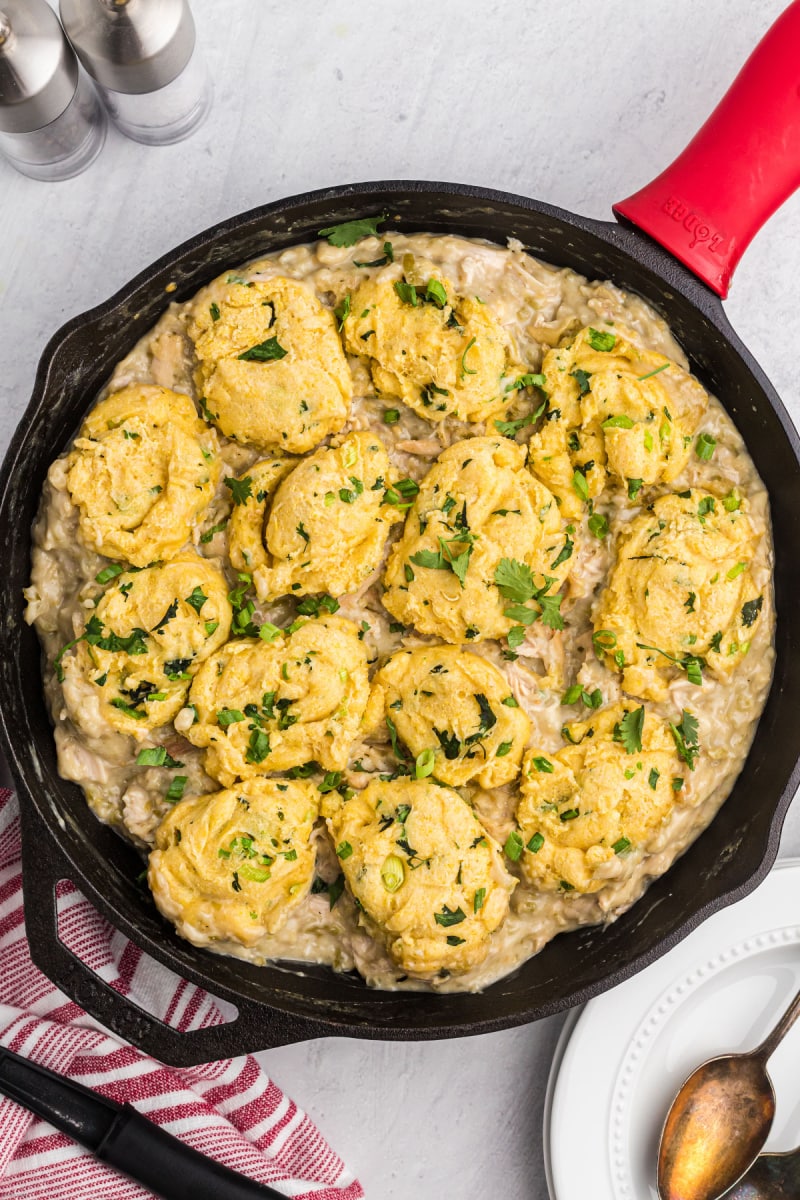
<box><xmin>0</xmin><ymin>0</ymin><xmax>106</xmax><ymax>182</ymax></box>
<box><xmin>60</xmin><ymin>0</ymin><xmax>212</xmax><ymax>146</ymax></box>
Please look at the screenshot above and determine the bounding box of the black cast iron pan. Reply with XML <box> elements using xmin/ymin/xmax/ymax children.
<box><xmin>1</xmin><ymin>7</ymin><xmax>800</xmax><ymax>1066</ymax></box>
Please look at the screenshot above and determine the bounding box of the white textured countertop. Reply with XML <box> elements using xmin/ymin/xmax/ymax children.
<box><xmin>1</xmin><ymin>3</ymin><xmax>799</xmax><ymax>1197</ymax></box>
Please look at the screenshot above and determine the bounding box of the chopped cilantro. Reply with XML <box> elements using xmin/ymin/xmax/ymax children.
<box><xmin>571</xmin><ymin>368</ymin><xmax>591</xmax><ymax>395</ymax></box>
<box><xmin>225</xmin><ymin>476</ymin><xmax>253</xmax><ymax>505</ymax></box>
<box><xmin>245</xmin><ymin>728</ymin><xmax>271</xmax><ymax>764</ymax></box>
<box><xmin>184</xmin><ymin>586</ymin><xmax>207</xmax><ymax>614</ymax></box>
<box><xmin>670</xmin><ymin>710</ymin><xmax>700</xmax><ymax>770</ymax></box>
<box><xmin>296</xmin><ymin>593</ymin><xmax>339</xmax><ymax>618</ymax></box>
<box><xmin>434</xmin><ymin>904</ymin><xmax>466</xmax><ymax>927</ymax></box>
<box><xmin>334</xmin><ymin>293</ymin><xmax>351</xmax><ymax>329</ymax></box>
<box><xmin>550</xmin><ymin>531</ymin><xmax>574</xmax><ymax>570</ymax></box>
<box><xmin>613</xmin><ymin>706</ymin><xmax>645</xmax><ymax>754</ymax></box>
<box><xmin>318</xmin><ymin>213</ymin><xmax>387</xmax><ymax>246</ymax></box>
<box><xmin>741</xmin><ymin>596</ymin><xmax>763</xmax><ymax>627</ymax></box>
<box><xmin>237</xmin><ymin>337</ymin><xmax>287</xmax><ymax>362</ymax></box>
<box><xmin>353</xmin><ymin>241</ymin><xmax>394</xmax><ymax>267</ymax></box>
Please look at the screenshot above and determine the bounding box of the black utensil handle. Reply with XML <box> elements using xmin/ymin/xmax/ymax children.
<box><xmin>98</xmin><ymin>1106</ymin><xmax>290</xmax><ymax>1200</ymax></box>
<box><xmin>18</xmin><ymin>796</ymin><xmax>332</xmax><ymax>1065</ymax></box>
<box><xmin>0</xmin><ymin>1048</ymin><xmax>294</xmax><ymax>1199</ymax></box>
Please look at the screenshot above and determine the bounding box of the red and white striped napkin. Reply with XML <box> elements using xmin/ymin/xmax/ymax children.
<box><xmin>0</xmin><ymin>789</ymin><xmax>363</xmax><ymax>1200</ymax></box>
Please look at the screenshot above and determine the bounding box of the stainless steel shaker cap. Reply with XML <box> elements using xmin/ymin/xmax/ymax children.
<box><xmin>0</xmin><ymin>0</ymin><xmax>79</xmax><ymax>134</ymax></box>
<box><xmin>60</xmin><ymin>0</ymin><xmax>196</xmax><ymax>95</ymax></box>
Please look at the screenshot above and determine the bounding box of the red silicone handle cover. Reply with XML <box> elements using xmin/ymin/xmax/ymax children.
<box><xmin>613</xmin><ymin>1</ymin><xmax>800</xmax><ymax>298</ymax></box>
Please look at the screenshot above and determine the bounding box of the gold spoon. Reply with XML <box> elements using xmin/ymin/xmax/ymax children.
<box><xmin>657</xmin><ymin>982</ymin><xmax>800</xmax><ymax>1200</ymax></box>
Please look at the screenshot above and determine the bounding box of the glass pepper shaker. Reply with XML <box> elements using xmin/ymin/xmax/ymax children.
<box><xmin>60</xmin><ymin>0</ymin><xmax>212</xmax><ymax>146</ymax></box>
<box><xmin>0</xmin><ymin>0</ymin><xmax>106</xmax><ymax>182</ymax></box>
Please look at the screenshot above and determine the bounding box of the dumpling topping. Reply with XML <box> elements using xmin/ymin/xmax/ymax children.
<box><xmin>61</xmin><ymin>554</ymin><xmax>232</xmax><ymax>736</ymax></box>
<box><xmin>227</xmin><ymin>456</ymin><xmax>297</xmax><ymax>573</ymax></box>
<box><xmin>327</xmin><ymin>778</ymin><xmax>516</xmax><ymax>978</ymax></box>
<box><xmin>593</xmin><ymin>490</ymin><xmax>763</xmax><ymax>700</ymax></box>
<box><xmin>148</xmin><ymin>778</ymin><xmax>319</xmax><ymax>947</ymax></box>
<box><xmin>66</xmin><ymin>385</ymin><xmax>220</xmax><ymax>567</ymax></box>
<box><xmin>250</xmin><ymin>432</ymin><xmax>401</xmax><ymax>601</ymax></box>
<box><xmin>515</xmin><ymin>703</ymin><xmax>695</xmax><ymax>894</ymax></box>
<box><xmin>364</xmin><ymin>645</ymin><xmax>530</xmax><ymax>788</ymax></box>
<box><xmin>527</xmin><ymin>326</ymin><xmax>708</xmax><ymax>517</ymax></box>
<box><xmin>342</xmin><ymin>267</ymin><xmax>512</xmax><ymax>423</ymax></box>
<box><xmin>185</xmin><ymin>615</ymin><xmax>370</xmax><ymax>785</ymax></box>
<box><xmin>382</xmin><ymin>436</ymin><xmax>573</xmax><ymax>643</ymax></box>
<box><xmin>189</xmin><ymin>275</ymin><xmax>352</xmax><ymax>452</ymax></box>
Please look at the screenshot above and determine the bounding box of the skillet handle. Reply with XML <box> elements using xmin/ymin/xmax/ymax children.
<box><xmin>613</xmin><ymin>0</ymin><xmax>800</xmax><ymax>298</ymax></box>
<box><xmin>17</xmin><ymin>795</ymin><xmax>333</xmax><ymax>1066</ymax></box>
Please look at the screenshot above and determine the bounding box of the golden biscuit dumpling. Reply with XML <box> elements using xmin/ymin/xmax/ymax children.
<box><xmin>66</xmin><ymin>385</ymin><xmax>220</xmax><ymax>567</ymax></box>
<box><xmin>364</xmin><ymin>645</ymin><xmax>530</xmax><ymax>788</ymax></box>
<box><xmin>148</xmin><ymin>778</ymin><xmax>319</xmax><ymax>947</ymax></box>
<box><xmin>189</xmin><ymin>275</ymin><xmax>352</xmax><ymax>453</ymax></box>
<box><xmin>515</xmin><ymin>703</ymin><xmax>692</xmax><ymax>894</ymax></box>
<box><xmin>185</xmin><ymin>616</ymin><xmax>370</xmax><ymax>785</ymax></box>
<box><xmin>382</xmin><ymin>437</ymin><xmax>573</xmax><ymax>643</ymax></box>
<box><xmin>342</xmin><ymin>269</ymin><xmax>511</xmax><ymax>423</ymax></box>
<box><xmin>327</xmin><ymin>778</ymin><xmax>516</xmax><ymax>978</ymax></box>
<box><xmin>527</xmin><ymin>326</ymin><xmax>708</xmax><ymax>517</ymax></box>
<box><xmin>66</xmin><ymin>554</ymin><xmax>232</xmax><ymax>736</ymax></box>
<box><xmin>253</xmin><ymin>432</ymin><xmax>401</xmax><ymax>601</ymax></box>
<box><xmin>593</xmin><ymin>490</ymin><xmax>763</xmax><ymax>700</ymax></box>
<box><xmin>227</xmin><ymin>456</ymin><xmax>297</xmax><ymax>573</ymax></box>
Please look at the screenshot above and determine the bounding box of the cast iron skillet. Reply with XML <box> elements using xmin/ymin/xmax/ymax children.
<box><xmin>1</xmin><ymin>7</ymin><xmax>800</xmax><ymax>1067</ymax></box>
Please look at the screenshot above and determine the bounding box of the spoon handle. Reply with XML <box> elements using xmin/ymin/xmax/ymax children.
<box><xmin>755</xmin><ymin>983</ymin><xmax>800</xmax><ymax>1063</ymax></box>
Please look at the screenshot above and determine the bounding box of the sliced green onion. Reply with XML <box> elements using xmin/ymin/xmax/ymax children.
<box><xmin>380</xmin><ymin>854</ymin><xmax>405</xmax><ymax>893</ymax></box>
<box><xmin>415</xmin><ymin>748</ymin><xmax>435</xmax><ymax>779</ymax></box>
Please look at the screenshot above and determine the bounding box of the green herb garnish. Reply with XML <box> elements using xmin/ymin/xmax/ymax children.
<box><xmin>613</xmin><ymin>706</ymin><xmax>645</xmax><ymax>754</ymax></box>
<box><xmin>318</xmin><ymin>213</ymin><xmax>387</xmax><ymax>246</ymax></box>
<box><xmin>237</xmin><ymin>337</ymin><xmax>287</xmax><ymax>362</ymax></box>
<box><xmin>225</xmin><ymin>476</ymin><xmax>253</xmax><ymax>505</ymax></box>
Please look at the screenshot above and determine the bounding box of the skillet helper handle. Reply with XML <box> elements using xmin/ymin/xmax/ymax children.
<box><xmin>613</xmin><ymin>0</ymin><xmax>800</xmax><ymax>298</ymax></box>
<box><xmin>18</xmin><ymin>796</ymin><xmax>332</xmax><ymax>1066</ymax></box>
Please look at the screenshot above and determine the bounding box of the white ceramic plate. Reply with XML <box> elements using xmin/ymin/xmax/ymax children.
<box><xmin>543</xmin><ymin>858</ymin><xmax>800</xmax><ymax>1200</ymax></box>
